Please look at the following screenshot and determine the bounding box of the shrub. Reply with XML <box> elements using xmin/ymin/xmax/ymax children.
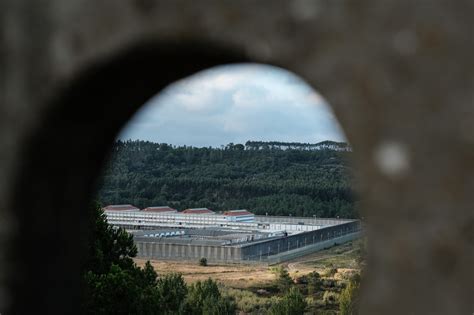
<box><xmin>199</xmin><ymin>257</ymin><xmax>208</xmax><ymax>266</ymax></box>
<box><xmin>256</xmin><ymin>289</ymin><xmax>270</xmax><ymax>296</ymax></box>
<box><xmin>306</xmin><ymin>271</ymin><xmax>321</xmax><ymax>295</ymax></box>
<box><xmin>156</xmin><ymin>273</ymin><xmax>187</xmax><ymax>314</ymax></box>
<box><xmin>295</xmin><ymin>274</ymin><xmax>308</xmax><ymax>285</ymax></box>
<box><xmin>338</xmin><ymin>270</ymin><xmax>358</xmax><ymax>281</ymax></box>
<box><xmin>322</xmin><ymin>291</ymin><xmax>340</xmax><ymax>305</ymax></box>
<box><xmin>224</xmin><ymin>288</ymin><xmax>271</xmax><ymax>313</ymax></box>
<box><xmin>183</xmin><ymin>278</ymin><xmax>236</xmax><ymax>315</ymax></box>
<box><xmin>323</xmin><ymin>268</ymin><xmax>338</xmax><ymax>277</ymax></box>
<box><xmin>321</xmin><ymin>278</ymin><xmax>337</xmax><ymax>288</ymax></box>
<box><xmin>272</xmin><ymin>266</ymin><xmax>294</xmax><ymax>293</ymax></box>
<box><xmin>202</xmin><ymin>295</ymin><xmax>236</xmax><ymax>315</ymax></box>
<box><xmin>339</xmin><ymin>275</ymin><xmax>361</xmax><ymax>315</ymax></box>
<box><xmin>269</xmin><ymin>287</ymin><xmax>307</xmax><ymax>315</ymax></box>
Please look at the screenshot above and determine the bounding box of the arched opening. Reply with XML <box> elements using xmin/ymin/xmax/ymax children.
<box><xmin>92</xmin><ymin>63</ymin><xmax>361</xmax><ymax>314</ymax></box>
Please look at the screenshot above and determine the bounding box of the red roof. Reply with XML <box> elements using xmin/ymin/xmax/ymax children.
<box><xmin>182</xmin><ymin>208</ymin><xmax>214</xmax><ymax>214</ymax></box>
<box><xmin>223</xmin><ymin>210</ymin><xmax>253</xmax><ymax>216</ymax></box>
<box><xmin>103</xmin><ymin>204</ymin><xmax>139</xmax><ymax>211</ymax></box>
<box><xmin>142</xmin><ymin>206</ymin><xmax>177</xmax><ymax>213</ymax></box>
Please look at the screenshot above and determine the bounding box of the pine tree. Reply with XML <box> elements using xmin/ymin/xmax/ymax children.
<box><xmin>275</xmin><ymin>266</ymin><xmax>294</xmax><ymax>293</ymax></box>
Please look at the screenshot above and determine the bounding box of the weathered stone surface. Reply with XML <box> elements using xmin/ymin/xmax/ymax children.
<box><xmin>1</xmin><ymin>1</ymin><xmax>473</xmax><ymax>314</ymax></box>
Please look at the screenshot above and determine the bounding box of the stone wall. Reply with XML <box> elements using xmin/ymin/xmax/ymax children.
<box><xmin>1</xmin><ymin>1</ymin><xmax>473</xmax><ymax>314</ymax></box>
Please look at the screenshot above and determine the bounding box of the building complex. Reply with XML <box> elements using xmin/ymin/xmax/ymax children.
<box><xmin>104</xmin><ymin>205</ymin><xmax>361</xmax><ymax>263</ymax></box>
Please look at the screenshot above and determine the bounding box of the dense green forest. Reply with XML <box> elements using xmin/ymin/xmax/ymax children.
<box><xmin>97</xmin><ymin>140</ymin><xmax>357</xmax><ymax>218</ymax></box>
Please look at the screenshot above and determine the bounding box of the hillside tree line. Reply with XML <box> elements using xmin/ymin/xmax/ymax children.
<box><xmin>97</xmin><ymin>140</ymin><xmax>357</xmax><ymax>218</ymax></box>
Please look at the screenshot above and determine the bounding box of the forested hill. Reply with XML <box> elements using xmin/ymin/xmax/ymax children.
<box><xmin>97</xmin><ymin>140</ymin><xmax>357</xmax><ymax>218</ymax></box>
<box><xmin>244</xmin><ymin>140</ymin><xmax>351</xmax><ymax>151</ymax></box>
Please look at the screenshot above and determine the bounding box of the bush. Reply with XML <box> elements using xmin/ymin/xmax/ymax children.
<box><xmin>156</xmin><ymin>273</ymin><xmax>187</xmax><ymax>314</ymax></box>
<box><xmin>202</xmin><ymin>295</ymin><xmax>236</xmax><ymax>315</ymax></box>
<box><xmin>339</xmin><ymin>275</ymin><xmax>360</xmax><ymax>315</ymax></box>
<box><xmin>338</xmin><ymin>270</ymin><xmax>358</xmax><ymax>281</ymax></box>
<box><xmin>323</xmin><ymin>268</ymin><xmax>338</xmax><ymax>277</ymax></box>
<box><xmin>269</xmin><ymin>287</ymin><xmax>307</xmax><ymax>315</ymax></box>
<box><xmin>322</xmin><ymin>291</ymin><xmax>340</xmax><ymax>305</ymax></box>
<box><xmin>306</xmin><ymin>271</ymin><xmax>321</xmax><ymax>295</ymax></box>
<box><xmin>183</xmin><ymin>278</ymin><xmax>236</xmax><ymax>315</ymax></box>
<box><xmin>295</xmin><ymin>274</ymin><xmax>308</xmax><ymax>285</ymax></box>
<box><xmin>224</xmin><ymin>288</ymin><xmax>272</xmax><ymax>313</ymax></box>
<box><xmin>321</xmin><ymin>278</ymin><xmax>337</xmax><ymax>288</ymax></box>
<box><xmin>199</xmin><ymin>257</ymin><xmax>208</xmax><ymax>266</ymax></box>
<box><xmin>272</xmin><ymin>266</ymin><xmax>293</xmax><ymax>293</ymax></box>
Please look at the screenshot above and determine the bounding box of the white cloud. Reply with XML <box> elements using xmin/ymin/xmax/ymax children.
<box><xmin>119</xmin><ymin>64</ymin><xmax>346</xmax><ymax>147</ymax></box>
<box><xmin>231</xmin><ymin>88</ymin><xmax>264</xmax><ymax>109</ymax></box>
<box><xmin>173</xmin><ymin>90</ymin><xmax>212</xmax><ymax>112</ymax></box>
<box><xmin>210</xmin><ymin>72</ymin><xmax>247</xmax><ymax>90</ymax></box>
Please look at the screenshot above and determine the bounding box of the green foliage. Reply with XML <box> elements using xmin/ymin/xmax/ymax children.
<box><xmin>82</xmin><ymin>203</ymin><xmax>161</xmax><ymax>314</ymax></box>
<box><xmin>156</xmin><ymin>273</ymin><xmax>188</xmax><ymax>315</ymax></box>
<box><xmin>84</xmin><ymin>202</ymin><xmax>137</xmax><ymax>274</ymax></box>
<box><xmin>185</xmin><ymin>278</ymin><xmax>220</xmax><ymax>312</ymax></box>
<box><xmin>273</xmin><ymin>266</ymin><xmax>293</xmax><ymax>293</ymax></box>
<box><xmin>223</xmin><ymin>288</ymin><xmax>273</xmax><ymax>314</ymax></box>
<box><xmin>244</xmin><ymin>140</ymin><xmax>350</xmax><ymax>151</ymax></box>
<box><xmin>182</xmin><ymin>278</ymin><xmax>236</xmax><ymax>315</ymax></box>
<box><xmin>82</xmin><ymin>264</ymin><xmax>161</xmax><ymax>315</ymax></box>
<box><xmin>306</xmin><ymin>271</ymin><xmax>321</xmax><ymax>295</ymax></box>
<box><xmin>142</xmin><ymin>261</ymin><xmax>159</xmax><ymax>287</ymax></box>
<box><xmin>199</xmin><ymin>257</ymin><xmax>208</xmax><ymax>266</ymax></box>
<box><xmin>323</xmin><ymin>267</ymin><xmax>338</xmax><ymax>277</ymax></box>
<box><xmin>339</xmin><ymin>275</ymin><xmax>361</xmax><ymax>315</ymax></box>
<box><xmin>322</xmin><ymin>291</ymin><xmax>340</xmax><ymax>305</ymax></box>
<box><xmin>202</xmin><ymin>296</ymin><xmax>236</xmax><ymax>315</ymax></box>
<box><xmin>268</xmin><ymin>287</ymin><xmax>307</xmax><ymax>315</ymax></box>
<box><xmin>98</xmin><ymin>140</ymin><xmax>356</xmax><ymax>218</ymax></box>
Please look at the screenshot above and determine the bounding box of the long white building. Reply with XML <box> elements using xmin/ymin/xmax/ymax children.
<box><xmin>104</xmin><ymin>205</ymin><xmax>257</xmax><ymax>228</ymax></box>
<box><xmin>103</xmin><ymin>206</ymin><xmax>326</xmax><ymax>233</ymax></box>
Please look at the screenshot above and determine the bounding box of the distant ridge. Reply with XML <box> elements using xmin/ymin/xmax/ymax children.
<box><xmin>116</xmin><ymin>139</ymin><xmax>351</xmax><ymax>151</ymax></box>
<box><xmin>243</xmin><ymin>140</ymin><xmax>351</xmax><ymax>151</ymax></box>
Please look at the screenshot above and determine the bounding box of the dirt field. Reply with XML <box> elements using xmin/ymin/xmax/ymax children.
<box><xmin>134</xmin><ymin>240</ymin><xmax>363</xmax><ymax>289</ymax></box>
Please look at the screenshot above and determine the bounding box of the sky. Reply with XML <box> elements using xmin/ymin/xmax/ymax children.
<box><xmin>118</xmin><ymin>64</ymin><xmax>346</xmax><ymax>147</ymax></box>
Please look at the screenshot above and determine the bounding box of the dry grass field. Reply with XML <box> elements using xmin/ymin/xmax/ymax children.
<box><xmin>134</xmin><ymin>239</ymin><xmax>363</xmax><ymax>290</ymax></box>
<box><xmin>134</xmin><ymin>259</ymin><xmax>276</xmax><ymax>289</ymax></box>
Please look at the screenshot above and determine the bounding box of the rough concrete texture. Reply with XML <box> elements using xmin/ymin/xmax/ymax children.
<box><xmin>0</xmin><ymin>0</ymin><xmax>473</xmax><ymax>314</ymax></box>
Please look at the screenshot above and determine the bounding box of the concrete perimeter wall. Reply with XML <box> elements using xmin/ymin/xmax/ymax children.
<box><xmin>240</xmin><ymin>221</ymin><xmax>360</xmax><ymax>261</ymax></box>
<box><xmin>136</xmin><ymin>241</ymin><xmax>243</xmax><ymax>263</ymax></box>
<box><xmin>266</xmin><ymin>232</ymin><xmax>361</xmax><ymax>264</ymax></box>
<box><xmin>136</xmin><ymin>220</ymin><xmax>361</xmax><ymax>263</ymax></box>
